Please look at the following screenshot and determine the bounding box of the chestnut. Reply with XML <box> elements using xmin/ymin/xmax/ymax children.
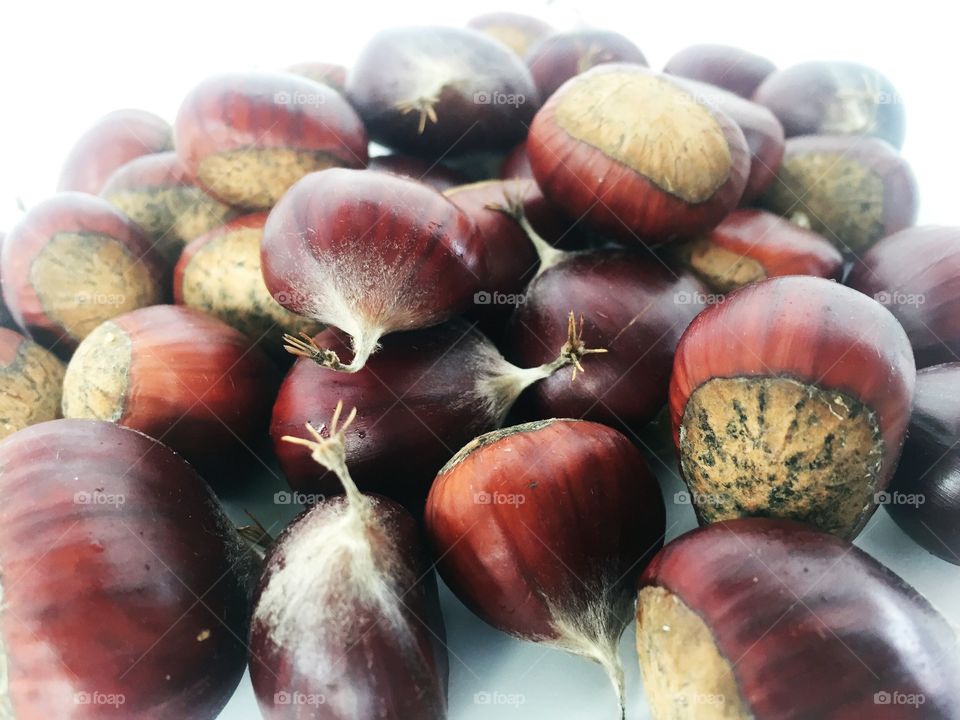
<box><xmin>525</xmin><ymin>30</ymin><xmax>648</xmax><ymax>100</ymax></box>
<box><xmin>57</xmin><ymin>109</ymin><xmax>172</xmax><ymax>194</ymax></box>
<box><xmin>0</xmin><ymin>327</ymin><xmax>65</xmax><ymax>440</ymax></box>
<box><xmin>663</xmin><ymin>43</ymin><xmax>776</xmax><ymax>98</ymax></box>
<box><xmin>753</xmin><ymin>61</ymin><xmax>906</xmax><ymax>148</ymax></box>
<box><xmin>528</xmin><ymin>64</ymin><xmax>750</xmax><ymax>245</ymax></box>
<box><xmin>0</xmin><ymin>419</ymin><xmax>255</xmax><ymax>719</ymax></box>
<box><xmin>761</xmin><ymin>135</ymin><xmax>917</xmax><ymax>254</ymax></box>
<box><xmin>636</xmin><ymin>518</ymin><xmax>960</xmax><ymax>719</ymax></box>
<box><xmin>174</xmin><ymin>72</ymin><xmax>368</xmax><ymax>210</ymax></box>
<box><xmin>60</xmin><ymin>305</ymin><xmax>277</xmax><ymax>473</ymax></box>
<box><xmin>346</xmin><ymin>26</ymin><xmax>539</xmax><ymax>158</ymax></box>
<box><xmin>283</xmin><ymin>61</ymin><xmax>347</xmax><ymax>92</ymax></box>
<box><xmin>467</xmin><ymin>12</ymin><xmax>553</xmax><ymax>58</ymax></box>
<box><xmin>367</xmin><ymin>153</ymin><xmax>467</xmax><ymax>191</ymax></box>
<box><xmin>251</xmin><ymin>403</ymin><xmax>448</xmax><ymax>720</ymax></box>
<box><xmin>174</xmin><ymin>212</ymin><xmax>321</xmax><ymax>354</ymax></box>
<box><xmin>847</xmin><ymin>225</ymin><xmax>960</xmax><ymax>367</ymax></box>
<box><xmin>673</xmin><ymin>209</ymin><xmax>843</xmax><ymax>293</ymax></box>
<box><xmin>0</xmin><ymin>231</ymin><xmax>15</xmax><ymax>329</ymax></box>
<box><xmin>886</xmin><ymin>362</ymin><xmax>960</xmax><ymax>564</ymax></box>
<box><xmin>426</xmin><ymin>418</ymin><xmax>665</xmax><ymax>714</ymax></box>
<box><xmin>499</xmin><ymin>141</ymin><xmax>533</xmax><ymax>179</ymax></box>
<box><xmin>670</xmin><ymin>276</ymin><xmax>916</xmax><ymax>538</ymax></box>
<box><xmin>1</xmin><ymin>192</ymin><xmax>167</xmax><ymax>352</ymax></box>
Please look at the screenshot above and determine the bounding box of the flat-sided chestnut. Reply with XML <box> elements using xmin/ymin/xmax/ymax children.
<box><xmin>670</xmin><ymin>276</ymin><xmax>915</xmax><ymax>538</ymax></box>
<box><xmin>761</xmin><ymin>135</ymin><xmax>917</xmax><ymax>254</ymax></box>
<box><xmin>175</xmin><ymin>72</ymin><xmax>368</xmax><ymax>209</ymax></box>
<box><xmin>61</xmin><ymin>305</ymin><xmax>276</xmax><ymax>472</ymax></box>
<box><xmin>57</xmin><ymin>109</ymin><xmax>172</xmax><ymax>194</ymax></box>
<box><xmin>886</xmin><ymin>363</ymin><xmax>960</xmax><ymax>564</ymax></box>
<box><xmin>848</xmin><ymin>225</ymin><xmax>960</xmax><ymax>367</ymax></box>
<box><xmin>261</xmin><ymin>168</ymin><xmax>486</xmax><ymax>372</ymax></box>
<box><xmin>663</xmin><ymin>43</ymin><xmax>776</xmax><ymax>98</ymax></box>
<box><xmin>284</xmin><ymin>61</ymin><xmax>347</xmax><ymax>92</ymax></box>
<box><xmin>367</xmin><ymin>154</ymin><xmax>467</xmax><ymax>191</ymax></box>
<box><xmin>673</xmin><ymin>209</ymin><xmax>843</xmax><ymax>292</ymax></box>
<box><xmin>426</xmin><ymin>419</ymin><xmax>665</xmax><ymax>713</ymax></box>
<box><xmin>753</xmin><ymin>61</ymin><xmax>906</xmax><ymax>148</ymax></box>
<box><xmin>525</xmin><ymin>30</ymin><xmax>648</xmax><ymax>100</ymax></box>
<box><xmin>1</xmin><ymin>192</ymin><xmax>167</xmax><ymax>352</ymax></box>
<box><xmin>528</xmin><ymin>64</ymin><xmax>750</xmax><ymax>245</ymax></box>
<box><xmin>0</xmin><ymin>419</ymin><xmax>255</xmax><ymax>719</ymax></box>
<box><xmin>346</xmin><ymin>26</ymin><xmax>539</xmax><ymax>158</ymax></box>
<box><xmin>100</xmin><ymin>151</ymin><xmax>236</xmax><ymax>264</ymax></box>
<box><xmin>251</xmin><ymin>404</ymin><xmax>448</xmax><ymax>720</ymax></box>
<box><xmin>0</xmin><ymin>327</ymin><xmax>64</xmax><ymax>439</ymax></box>
<box><xmin>636</xmin><ymin>517</ymin><xmax>960</xmax><ymax>719</ymax></box>
<box><xmin>467</xmin><ymin>12</ymin><xmax>553</xmax><ymax>57</ymax></box>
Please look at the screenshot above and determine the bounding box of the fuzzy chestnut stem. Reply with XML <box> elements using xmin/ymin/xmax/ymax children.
<box><xmin>487</xmin><ymin>188</ymin><xmax>569</xmax><ymax>274</ymax></box>
<box><xmin>283</xmin><ymin>325</ymin><xmax>382</xmax><ymax>373</ymax></box>
<box><xmin>395</xmin><ymin>96</ymin><xmax>440</xmax><ymax>135</ymax></box>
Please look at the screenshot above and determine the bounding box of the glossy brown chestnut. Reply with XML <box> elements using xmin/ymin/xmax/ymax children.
<box><xmin>284</xmin><ymin>61</ymin><xmax>347</xmax><ymax>92</ymax></box>
<box><xmin>663</xmin><ymin>43</ymin><xmax>776</xmax><ymax>98</ymax></box>
<box><xmin>499</xmin><ymin>141</ymin><xmax>533</xmax><ymax>179</ymax></box>
<box><xmin>0</xmin><ymin>327</ymin><xmax>64</xmax><ymax>440</ymax></box>
<box><xmin>100</xmin><ymin>151</ymin><xmax>237</xmax><ymax>264</ymax></box>
<box><xmin>426</xmin><ymin>418</ymin><xmax>664</xmax><ymax>713</ymax></box>
<box><xmin>886</xmin><ymin>363</ymin><xmax>960</xmax><ymax>564</ymax></box>
<box><xmin>57</xmin><ymin>109</ymin><xmax>173</xmax><ymax>194</ymax></box>
<box><xmin>524</xmin><ymin>30</ymin><xmax>648</xmax><ymax>100</ymax></box>
<box><xmin>528</xmin><ymin>64</ymin><xmax>750</xmax><ymax>245</ymax></box>
<box><xmin>61</xmin><ymin>305</ymin><xmax>277</xmax><ymax>471</ymax></box>
<box><xmin>367</xmin><ymin>154</ymin><xmax>468</xmax><ymax>191</ymax></box>
<box><xmin>467</xmin><ymin>12</ymin><xmax>553</xmax><ymax>58</ymax></box>
<box><xmin>674</xmin><ymin>209</ymin><xmax>843</xmax><ymax>292</ymax></box>
<box><xmin>761</xmin><ymin>135</ymin><xmax>917</xmax><ymax>254</ymax></box>
<box><xmin>753</xmin><ymin>61</ymin><xmax>906</xmax><ymax>148</ymax></box>
<box><xmin>261</xmin><ymin>168</ymin><xmax>486</xmax><ymax>373</ymax></box>
<box><xmin>636</xmin><ymin>518</ymin><xmax>960</xmax><ymax>719</ymax></box>
<box><xmin>250</xmin><ymin>404</ymin><xmax>448</xmax><ymax>720</ymax></box>
<box><xmin>0</xmin><ymin>419</ymin><xmax>255</xmax><ymax>719</ymax></box>
<box><xmin>1</xmin><ymin>192</ymin><xmax>167</xmax><ymax>352</ymax></box>
<box><xmin>346</xmin><ymin>26</ymin><xmax>539</xmax><ymax>158</ymax></box>
<box><xmin>174</xmin><ymin>72</ymin><xmax>368</xmax><ymax>210</ymax></box>
<box><xmin>848</xmin><ymin>226</ymin><xmax>960</xmax><ymax>367</ymax></box>
<box><xmin>670</xmin><ymin>276</ymin><xmax>916</xmax><ymax>538</ymax></box>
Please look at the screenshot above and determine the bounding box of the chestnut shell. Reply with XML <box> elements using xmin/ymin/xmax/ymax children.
<box><xmin>663</xmin><ymin>43</ymin><xmax>776</xmax><ymax>98</ymax></box>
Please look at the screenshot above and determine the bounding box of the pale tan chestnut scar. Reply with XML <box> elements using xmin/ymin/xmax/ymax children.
<box><xmin>685</xmin><ymin>237</ymin><xmax>766</xmax><ymax>292</ymax></box>
<box><xmin>679</xmin><ymin>376</ymin><xmax>882</xmax><ymax>538</ymax></box>
<box><xmin>636</xmin><ymin>586</ymin><xmax>751</xmax><ymax>720</ymax></box>
<box><xmin>0</xmin><ymin>341</ymin><xmax>65</xmax><ymax>440</ymax></box>
<box><xmin>30</xmin><ymin>232</ymin><xmax>162</xmax><ymax>342</ymax></box>
<box><xmin>61</xmin><ymin>321</ymin><xmax>132</xmax><ymax>422</ymax></box>
<box><xmin>553</xmin><ymin>72</ymin><xmax>732</xmax><ymax>203</ymax></box>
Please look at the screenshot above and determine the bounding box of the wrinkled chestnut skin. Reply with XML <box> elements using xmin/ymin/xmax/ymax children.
<box><xmin>848</xmin><ymin>226</ymin><xmax>960</xmax><ymax>368</ymax></box>
<box><xmin>467</xmin><ymin>12</ymin><xmax>553</xmax><ymax>57</ymax></box>
<box><xmin>284</xmin><ymin>61</ymin><xmax>347</xmax><ymax>92</ymax></box>
<box><xmin>663</xmin><ymin>44</ymin><xmax>775</xmax><ymax>98</ymax></box>
<box><xmin>509</xmin><ymin>252</ymin><xmax>708</xmax><ymax>433</ymax></box>
<box><xmin>887</xmin><ymin>363</ymin><xmax>960</xmax><ymax>564</ymax></box>
<box><xmin>525</xmin><ymin>30</ymin><xmax>648</xmax><ymax>100</ymax></box>
<box><xmin>0</xmin><ymin>419</ymin><xmax>255</xmax><ymax>719</ymax></box>
<box><xmin>639</xmin><ymin>518</ymin><xmax>960</xmax><ymax>718</ymax></box>
<box><xmin>249</xmin><ymin>495</ymin><xmax>448</xmax><ymax>720</ymax></box>
<box><xmin>367</xmin><ymin>154</ymin><xmax>467</xmax><ymax>191</ymax></box>
<box><xmin>57</xmin><ymin>109</ymin><xmax>172</xmax><ymax>194</ymax></box>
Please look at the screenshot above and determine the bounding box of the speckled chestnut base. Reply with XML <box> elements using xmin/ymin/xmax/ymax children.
<box><xmin>0</xmin><ymin>329</ymin><xmax>65</xmax><ymax>439</ymax></box>
<box><xmin>60</xmin><ymin>320</ymin><xmax>131</xmax><ymax>421</ymax></box>
<box><xmin>682</xmin><ymin>238</ymin><xmax>766</xmax><ymax>291</ymax></box>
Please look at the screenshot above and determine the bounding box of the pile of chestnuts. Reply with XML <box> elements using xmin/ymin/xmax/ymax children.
<box><xmin>1</xmin><ymin>11</ymin><xmax>958</xmax><ymax>720</ymax></box>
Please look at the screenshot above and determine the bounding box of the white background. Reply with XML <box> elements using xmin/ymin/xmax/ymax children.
<box><xmin>2</xmin><ymin>1</ymin><xmax>958</xmax><ymax>718</ymax></box>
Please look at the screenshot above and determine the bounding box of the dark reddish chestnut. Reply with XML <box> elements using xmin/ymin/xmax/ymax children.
<box><xmin>753</xmin><ymin>61</ymin><xmax>906</xmax><ymax>148</ymax></box>
<box><xmin>367</xmin><ymin>154</ymin><xmax>467</xmax><ymax>191</ymax></box>
<box><xmin>1</xmin><ymin>192</ymin><xmax>167</xmax><ymax>352</ymax></box>
<box><xmin>886</xmin><ymin>363</ymin><xmax>960</xmax><ymax>564</ymax></box>
<box><xmin>100</xmin><ymin>151</ymin><xmax>236</xmax><ymax>264</ymax></box>
<box><xmin>261</xmin><ymin>168</ymin><xmax>486</xmax><ymax>372</ymax></box>
<box><xmin>284</xmin><ymin>61</ymin><xmax>347</xmax><ymax>92</ymax></box>
<box><xmin>0</xmin><ymin>327</ymin><xmax>64</xmax><ymax>440</ymax></box>
<box><xmin>528</xmin><ymin>64</ymin><xmax>750</xmax><ymax>245</ymax></box>
<box><xmin>525</xmin><ymin>30</ymin><xmax>648</xmax><ymax>100</ymax></box>
<box><xmin>637</xmin><ymin>517</ymin><xmax>960</xmax><ymax>719</ymax></box>
<box><xmin>670</xmin><ymin>276</ymin><xmax>915</xmax><ymax>538</ymax></box>
<box><xmin>467</xmin><ymin>12</ymin><xmax>553</xmax><ymax>58</ymax></box>
<box><xmin>57</xmin><ymin>109</ymin><xmax>172</xmax><ymax>194</ymax></box>
<box><xmin>250</xmin><ymin>404</ymin><xmax>448</xmax><ymax>720</ymax></box>
<box><xmin>761</xmin><ymin>135</ymin><xmax>917</xmax><ymax>254</ymax></box>
<box><xmin>61</xmin><ymin>305</ymin><xmax>277</xmax><ymax>471</ymax></box>
<box><xmin>426</xmin><ymin>419</ymin><xmax>665</xmax><ymax>714</ymax></box>
<box><xmin>174</xmin><ymin>72</ymin><xmax>368</xmax><ymax>210</ymax></box>
<box><xmin>499</xmin><ymin>141</ymin><xmax>533</xmax><ymax>179</ymax></box>
<box><xmin>663</xmin><ymin>43</ymin><xmax>775</xmax><ymax>98</ymax></box>
<box><xmin>674</xmin><ymin>209</ymin><xmax>843</xmax><ymax>292</ymax></box>
<box><xmin>346</xmin><ymin>26</ymin><xmax>539</xmax><ymax>158</ymax></box>
<box><xmin>0</xmin><ymin>419</ymin><xmax>255</xmax><ymax>719</ymax></box>
<box><xmin>848</xmin><ymin>226</ymin><xmax>960</xmax><ymax>367</ymax></box>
